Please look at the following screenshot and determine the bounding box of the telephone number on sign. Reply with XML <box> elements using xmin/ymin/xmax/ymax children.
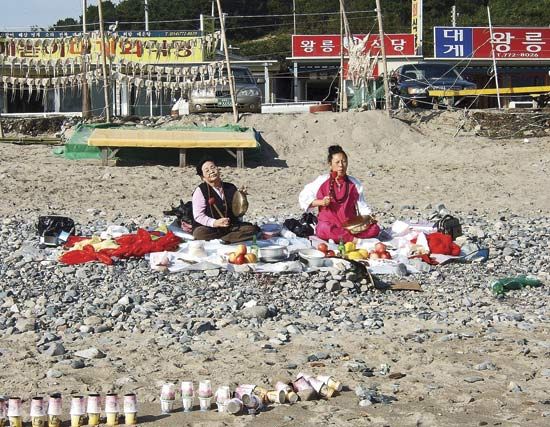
<box><xmin>496</xmin><ymin>52</ymin><xmax>539</xmax><ymax>58</ymax></box>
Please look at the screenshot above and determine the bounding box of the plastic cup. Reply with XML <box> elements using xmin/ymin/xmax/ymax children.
<box><xmin>70</xmin><ymin>396</ymin><xmax>85</xmax><ymax>427</ymax></box>
<box><xmin>160</xmin><ymin>399</ymin><xmax>174</xmax><ymax>414</ymax></box>
<box><xmin>181</xmin><ymin>381</ymin><xmax>194</xmax><ymax>398</ymax></box>
<box><xmin>123</xmin><ymin>393</ymin><xmax>137</xmax><ymax>425</ymax></box>
<box><xmin>198</xmin><ymin>397</ymin><xmax>211</xmax><ymax>412</ymax></box>
<box><xmin>7</xmin><ymin>397</ymin><xmax>22</xmax><ymax>417</ymax></box>
<box><xmin>181</xmin><ymin>397</ymin><xmax>193</xmax><ymax>412</ymax></box>
<box><xmin>198</xmin><ymin>380</ymin><xmax>212</xmax><ymax>398</ymax></box>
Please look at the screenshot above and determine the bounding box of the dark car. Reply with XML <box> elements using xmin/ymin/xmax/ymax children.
<box><xmin>390</xmin><ymin>63</ymin><xmax>476</xmax><ymax>108</ymax></box>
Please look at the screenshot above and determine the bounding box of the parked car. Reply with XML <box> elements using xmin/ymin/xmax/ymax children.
<box><xmin>390</xmin><ymin>63</ymin><xmax>476</xmax><ymax>108</ymax></box>
<box><xmin>189</xmin><ymin>66</ymin><xmax>263</xmax><ymax>113</ymax></box>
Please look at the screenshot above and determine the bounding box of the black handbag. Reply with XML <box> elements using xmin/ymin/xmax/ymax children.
<box><xmin>37</xmin><ymin>215</ymin><xmax>75</xmax><ymax>246</ymax></box>
<box><xmin>434</xmin><ymin>215</ymin><xmax>462</xmax><ymax>241</ymax></box>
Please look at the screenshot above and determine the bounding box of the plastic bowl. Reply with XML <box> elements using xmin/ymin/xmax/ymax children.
<box><xmin>260</xmin><ymin>223</ymin><xmax>282</xmax><ymax>240</ymax></box>
<box><xmin>298</xmin><ymin>249</ymin><xmax>326</xmax><ymax>267</ymax></box>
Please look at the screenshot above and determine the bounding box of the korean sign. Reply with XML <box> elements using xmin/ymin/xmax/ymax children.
<box><xmin>434</xmin><ymin>27</ymin><xmax>550</xmax><ymax>60</ymax></box>
<box><xmin>0</xmin><ymin>30</ymin><xmax>205</xmax><ymax>63</ymax></box>
<box><xmin>292</xmin><ymin>34</ymin><xmax>416</xmax><ymax>58</ymax></box>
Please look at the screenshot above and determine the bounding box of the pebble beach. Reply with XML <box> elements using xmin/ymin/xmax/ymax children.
<box><xmin>0</xmin><ymin>110</ymin><xmax>549</xmax><ymax>426</ymax></box>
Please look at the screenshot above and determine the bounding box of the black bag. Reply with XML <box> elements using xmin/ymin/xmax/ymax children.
<box><xmin>283</xmin><ymin>213</ymin><xmax>318</xmax><ymax>238</ymax></box>
<box><xmin>37</xmin><ymin>215</ymin><xmax>75</xmax><ymax>246</ymax></box>
<box><xmin>435</xmin><ymin>215</ymin><xmax>462</xmax><ymax>241</ymax></box>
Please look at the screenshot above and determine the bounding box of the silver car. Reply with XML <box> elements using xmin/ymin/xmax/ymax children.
<box><xmin>189</xmin><ymin>66</ymin><xmax>262</xmax><ymax>113</ymax></box>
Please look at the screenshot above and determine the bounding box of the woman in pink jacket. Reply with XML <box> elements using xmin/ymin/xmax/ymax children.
<box><xmin>299</xmin><ymin>145</ymin><xmax>380</xmax><ymax>243</ymax></box>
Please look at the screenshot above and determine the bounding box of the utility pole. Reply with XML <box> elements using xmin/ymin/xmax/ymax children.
<box><xmin>339</xmin><ymin>3</ymin><xmax>344</xmax><ymax>112</ymax></box>
<box><xmin>216</xmin><ymin>0</ymin><xmax>238</xmax><ymax>123</ymax></box>
<box><xmin>375</xmin><ymin>0</ymin><xmax>391</xmax><ymax>115</ymax></box>
<box><xmin>144</xmin><ymin>0</ymin><xmax>149</xmax><ymax>31</ymax></box>
<box><xmin>98</xmin><ymin>0</ymin><xmax>111</xmax><ymax>123</ymax></box>
<box><xmin>451</xmin><ymin>4</ymin><xmax>457</xmax><ymax>27</ymax></box>
<box><xmin>81</xmin><ymin>0</ymin><xmax>91</xmax><ymax>119</ymax></box>
<box><xmin>487</xmin><ymin>5</ymin><xmax>501</xmax><ymax>109</ymax></box>
<box><xmin>293</xmin><ymin>0</ymin><xmax>296</xmax><ymax>34</ymax></box>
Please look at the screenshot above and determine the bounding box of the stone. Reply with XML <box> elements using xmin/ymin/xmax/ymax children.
<box><xmin>241</xmin><ymin>306</ymin><xmax>269</xmax><ymax>320</ymax></box>
<box><xmin>71</xmin><ymin>359</ymin><xmax>86</xmax><ymax>369</ymax></box>
<box><xmin>47</xmin><ymin>369</ymin><xmax>63</xmax><ymax>378</ymax></box>
<box><xmin>74</xmin><ymin>347</ymin><xmax>106</xmax><ymax>359</ymax></box>
<box><xmin>464</xmin><ymin>376</ymin><xmax>484</xmax><ymax>383</ymax></box>
<box><xmin>41</xmin><ymin>342</ymin><xmax>66</xmax><ymax>357</ymax></box>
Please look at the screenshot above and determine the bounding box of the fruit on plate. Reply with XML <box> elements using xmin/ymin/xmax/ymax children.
<box><xmin>244</xmin><ymin>253</ymin><xmax>257</xmax><ymax>264</ymax></box>
<box><xmin>234</xmin><ymin>254</ymin><xmax>246</xmax><ymax>265</ymax></box>
<box><xmin>317</xmin><ymin>243</ymin><xmax>329</xmax><ymax>253</ymax></box>
<box><xmin>344</xmin><ymin>241</ymin><xmax>356</xmax><ymax>253</ymax></box>
<box><xmin>235</xmin><ymin>244</ymin><xmax>247</xmax><ymax>256</ymax></box>
<box><xmin>325</xmin><ymin>249</ymin><xmax>336</xmax><ymax>257</ymax></box>
<box><xmin>358</xmin><ymin>249</ymin><xmax>369</xmax><ymax>258</ymax></box>
<box><xmin>374</xmin><ymin>242</ymin><xmax>387</xmax><ymax>254</ymax></box>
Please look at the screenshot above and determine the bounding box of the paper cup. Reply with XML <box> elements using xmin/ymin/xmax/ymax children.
<box><xmin>296</xmin><ymin>372</ymin><xmax>313</xmax><ymax>382</ymax></box>
<box><xmin>105</xmin><ymin>394</ymin><xmax>119</xmax><ymax>413</ymax></box>
<box><xmin>9</xmin><ymin>417</ymin><xmax>22</xmax><ymax>427</ymax></box>
<box><xmin>181</xmin><ymin>397</ymin><xmax>193</xmax><ymax>412</ymax></box>
<box><xmin>105</xmin><ymin>412</ymin><xmax>118</xmax><ymax>426</ymax></box>
<box><xmin>87</xmin><ymin>413</ymin><xmax>100</xmax><ymax>426</ymax></box>
<box><xmin>317</xmin><ymin>375</ymin><xmax>342</xmax><ymax>392</ymax></box>
<box><xmin>292</xmin><ymin>377</ymin><xmax>314</xmax><ymax>393</ymax></box>
<box><xmin>198</xmin><ymin>380</ymin><xmax>212</xmax><ymax>398</ymax></box>
<box><xmin>124</xmin><ymin>412</ymin><xmax>137</xmax><ymax>425</ymax></box>
<box><xmin>225</xmin><ymin>398</ymin><xmax>243</xmax><ymax>415</ymax></box>
<box><xmin>48</xmin><ymin>415</ymin><xmax>62</xmax><ymax>427</ymax></box>
<box><xmin>48</xmin><ymin>394</ymin><xmax>62</xmax><ymax>416</ymax></box>
<box><xmin>70</xmin><ymin>415</ymin><xmax>83</xmax><ymax>427</ymax></box>
<box><xmin>7</xmin><ymin>397</ymin><xmax>22</xmax><ymax>417</ymax></box>
<box><xmin>215</xmin><ymin>386</ymin><xmax>231</xmax><ymax>404</ymax></box>
<box><xmin>86</xmin><ymin>394</ymin><xmax>101</xmax><ymax>414</ymax></box>
<box><xmin>70</xmin><ymin>396</ymin><xmax>85</xmax><ymax>416</ymax></box>
<box><xmin>123</xmin><ymin>393</ymin><xmax>137</xmax><ymax>414</ymax></box>
<box><xmin>181</xmin><ymin>381</ymin><xmax>194</xmax><ymax>397</ymax></box>
<box><xmin>30</xmin><ymin>397</ymin><xmax>46</xmax><ymax>417</ymax></box>
<box><xmin>159</xmin><ymin>399</ymin><xmax>174</xmax><ymax>414</ymax></box>
<box><xmin>160</xmin><ymin>383</ymin><xmax>176</xmax><ymax>400</ymax></box>
<box><xmin>241</xmin><ymin>394</ymin><xmax>261</xmax><ymax>410</ymax></box>
<box><xmin>198</xmin><ymin>397</ymin><xmax>211</xmax><ymax>412</ymax></box>
<box><xmin>234</xmin><ymin>384</ymin><xmax>255</xmax><ymax>400</ymax></box>
<box><xmin>266</xmin><ymin>390</ymin><xmax>286</xmax><ymax>404</ymax></box>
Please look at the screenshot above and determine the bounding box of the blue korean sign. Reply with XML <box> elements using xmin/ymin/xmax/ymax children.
<box><xmin>434</xmin><ymin>27</ymin><xmax>473</xmax><ymax>58</ymax></box>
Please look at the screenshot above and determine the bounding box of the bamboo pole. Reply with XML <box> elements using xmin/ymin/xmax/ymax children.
<box><xmin>98</xmin><ymin>0</ymin><xmax>111</xmax><ymax>123</ymax></box>
<box><xmin>375</xmin><ymin>0</ymin><xmax>391</xmax><ymax>115</ymax></box>
<box><xmin>487</xmin><ymin>5</ymin><xmax>502</xmax><ymax>109</ymax></box>
<box><xmin>81</xmin><ymin>0</ymin><xmax>91</xmax><ymax>119</ymax></box>
<box><xmin>215</xmin><ymin>0</ymin><xmax>238</xmax><ymax>123</ymax></box>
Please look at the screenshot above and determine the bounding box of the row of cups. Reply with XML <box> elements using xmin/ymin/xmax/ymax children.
<box><xmin>159</xmin><ymin>374</ymin><xmax>342</xmax><ymax>416</ymax></box>
<box><xmin>0</xmin><ymin>393</ymin><xmax>137</xmax><ymax>427</ymax></box>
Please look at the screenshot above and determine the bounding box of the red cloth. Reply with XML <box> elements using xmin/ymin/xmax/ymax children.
<box><xmin>59</xmin><ymin>229</ymin><xmax>181</xmax><ymax>265</ymax></box>
<box><xmin>426</xmin><ymin>232</ymin><xmax>461</xmax><ymax>256</ymax></box>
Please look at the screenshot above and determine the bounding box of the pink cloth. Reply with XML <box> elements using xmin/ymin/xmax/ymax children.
<box><xmin>192</xmin><ymin>186</ymin><xmax>225</xmax><ymax>227</ymax></box>
<box><xmin>315</xmin><ymin>176</ymin><xmax>380</xmax><ymax>243</ymax></box>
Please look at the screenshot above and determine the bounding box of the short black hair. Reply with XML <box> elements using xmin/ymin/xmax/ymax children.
<box><xmin>196</xmin><ymin>157</ymin><xmax>217</xmax><ymax>177</ymax></box>
<box><xmin>327</xmin><ymin>145</ymin><xmax>347</xmax><ymax>163</ymax></box>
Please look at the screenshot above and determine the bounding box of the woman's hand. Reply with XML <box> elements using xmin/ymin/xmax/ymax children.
<box><xmin>213</xmin><ymin>218</ymin><xmax>230</xmax><ymax>228</ymax></box>
<box><xmin>313</xmin><ymin>196</ymin><xmax>331</xmax><ymax>208</ymax></box>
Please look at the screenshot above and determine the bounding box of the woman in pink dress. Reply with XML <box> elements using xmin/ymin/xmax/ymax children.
<box><xmin>299</xmin><ymin>145</ymin><xmax>379</xmax><ymax>243</ymax></box>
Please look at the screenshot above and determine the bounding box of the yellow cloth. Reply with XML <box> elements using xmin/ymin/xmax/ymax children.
<box><xmin>72</xmin><ymin>236</ymin><xmax>119</xmax><ymax>251</ymax></box>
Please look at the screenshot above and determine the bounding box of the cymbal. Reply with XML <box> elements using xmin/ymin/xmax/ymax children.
<box><xmin>232</xmin><ymin>190</ymin><xmax>249</xmax><ymax>217</ymax></box>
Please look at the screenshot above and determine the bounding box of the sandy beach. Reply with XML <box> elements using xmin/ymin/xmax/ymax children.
<box><xmin>0</xmin><ymin>110</ymin><xmax>549</xmax><ymax>426</ymax></box>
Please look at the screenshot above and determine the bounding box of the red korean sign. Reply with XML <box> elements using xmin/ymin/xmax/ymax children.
<box><xmin>292</xmin><ymin>34</ymin><xmax>415</xmax><ymax>58</ymax></box>
<box><xmin>474</xmin><ymin>27</ymin><xmax>550</xmax><ymax>59</ymax></box>
<box><xmin>434</xmin><ymin>27</ymin><xmax>550</xmax><ymax>59</ymax></box>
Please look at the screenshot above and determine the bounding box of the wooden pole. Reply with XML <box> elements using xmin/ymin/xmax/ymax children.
<box><xmin>339</xmin><ymin>4</ymin><xmax>344</xmax><ymax>112</ymax></box>
<box><xmin>487</xmin><ymin>5</ymin><xmax>501</xmax><ymax>109</ymax></box>
<box><xmin>98</xmin><ymin>0</ymin><xmax>111</xmax><ymax>123</ymax></box>
<box><xmin>375</xmin><ymin>0</ymin><xmax>391</xmax><ymax>115</ymax></box>
<box><xmin>215</xmin><ymin>0</ymin><xmax>238</xmax><ymax>123</ymax></box>
<box><xmin>81</xmin><ymin>0</ymin><xmax>91</xmax><ymax>119</ymax></box>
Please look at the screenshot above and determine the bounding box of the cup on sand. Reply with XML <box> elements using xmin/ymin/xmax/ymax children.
<box><xmin>181</xmin><ymin>381</ymin><xmax>194</xmax><ymax>398</ymax></box>
<box><xmin>104</xmin><ymin>393</ymin><xmax>119</xmax><ymax>426</ymax></box>
<box><xmin>225</xmin><ymin>398</ymin><xmax>243</xmax><ymax>415</ymax></box>
<box><xmin>123</xmin><ymin>393</ymin><xmax>137</xmax><ymax>425</ymax></box>
<box><xmin>47</xmin><ymin>394</ymin><xmax>62</xmax><ymax>427</ymax></box>
<box><xmin>316</xmin><ymin>375</ymin><xmax>342</xmax><ymax>392</ymax></box>
<box><xmin>215</xmin><ymin>386</ymin><xmax>231</xmax><ymax>412</ymax></box>
<box><xmin>275</xmin><ymin>382</ymin><xmax>298</xmax><ymax>404</ymax></box>
<box><xmin>86</xmin><ymin>394</ymin><xmax>101</xmax><ymax>426</ymax></box>
<box><xmin>160</xmin><ymin>383</ymin><xmax>176</xmax><ymax>414</ymax></box>
<box><xmin>70</xmin><ymin>396</ymin><xmax>85</xmax><ymax>427</ymax></box>
<box><xmin>7</xmin><ymin>397</ymin><xmax>22</xmax><ymax>427</ymax></box>
<box><xmin>30</xmin><ymin>397</ymin><xmax>46</xmax><ymax>427</ymax></box>
<box><xmin>197</xmin><ymin>380</ymin><xmax>212</xmax><ymax>398</ymax></box>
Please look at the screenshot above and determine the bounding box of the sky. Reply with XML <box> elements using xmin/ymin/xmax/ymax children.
<box><xmin>0</xmin><ymin>1</ymin><xmax>120</xmax><ymax>31</ymax></box>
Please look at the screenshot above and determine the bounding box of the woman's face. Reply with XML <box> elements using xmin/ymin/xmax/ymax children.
<box><xmin>329</xmin><ymin>152</ymin><xmax>348</xmax><ymax>177</ymax></box>
<box><xmin>201</xmin><ymin>161</ymin><xmax>221</xmax><ymax>184</ymax></box>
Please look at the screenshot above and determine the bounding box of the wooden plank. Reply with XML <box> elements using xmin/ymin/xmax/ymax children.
<box><xmin>237</xmin><ymin>148</ymin><xmax>244</xmax><ymax>168</ymax></box>
<box><xmin>179</xmin><ymin>149</ymin><xmax>187</xmax><ymax>168</ymax></box>
<box><xmin>429</xmin><ymin>85</ymin><xmax>550</xmax><ymax>97</ymax></box>
<box><xmin>88</xmin><ymin>128</ymin><xmax>258</xmax><ymax>149</ymax></box>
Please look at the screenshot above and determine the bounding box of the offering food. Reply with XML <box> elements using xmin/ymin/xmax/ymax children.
<box><xmin>227</xmin><ymin>245</ymin><xmax>257</xmax><ymax>264</ymax></box>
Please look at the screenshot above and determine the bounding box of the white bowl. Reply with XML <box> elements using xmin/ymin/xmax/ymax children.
<box><xmin>298</xmin><ymin>249</ymin><xmax>326</xmax><ymax>267</ymax></box>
